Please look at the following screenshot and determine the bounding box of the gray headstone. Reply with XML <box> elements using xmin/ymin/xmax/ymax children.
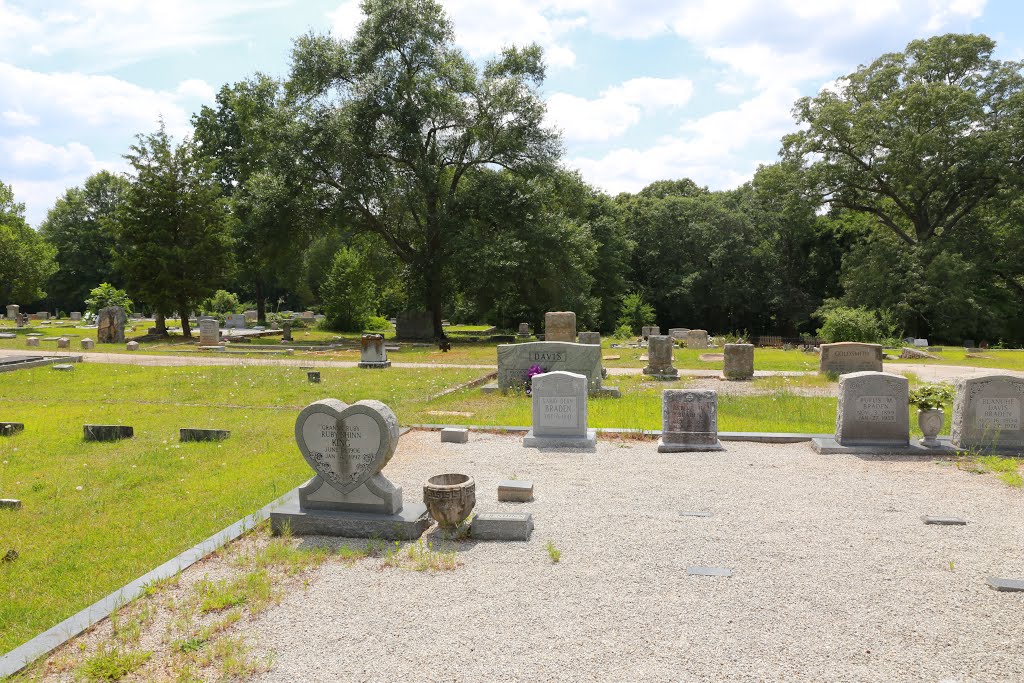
<box><xmin>544</xmin><ymin>311</ymin><xmax>577</xmax><ymax>343</ymax></box>
<box><xmin>180</xmin><ymin>428</ymin><xmax>230</xmax><ymax>442</ymax></box>
<box><xmin>69</xmin><ymin>311</ymin><xmax>82</xmax><ymax>321</ymax></box>
<box><xmin>835</xmin><ymin>371</ymin><xmax>909</xmax><ymax>446</ymax></box>
<box><xmin>523</xmin><ymin>371</ymin><xmax>596</xmax><ymax>448</ymax></box>
<box><xmin>723</xmin><ymin>343</ymin><xmax>754</xmax><ymax>380</ymax></box>
<box><xmin>224</xmin><ymin>314</ymin><xmax>246</xmax><ymax>329</ymax></box>
<box><xmin>819</xmin><ymin>342</ymin><xmax>883</xmax><ymax>374</ymax></box>
<box><xmin>0</xmin><ymin>422</ymin><xmax>25</xmax><ymax>436</ymax></box>
<box><xmin>471</xmin><ymin>512</ymin><xmax>534</xmax><ymax>541</ymax></box>
<box><xmin>84</xmin><ymin>425</ymin><xmax>134</xmax><ymax>442</ymax></box>
<box><xmin>56</xmin><ymin>337</ymin><xmax>70</xmax><ymax>349</ymax></box>
<box><xmin>5</xmin><ymin>305</ymin><xmax>18</xmax><ymax>321</ymax></box>
<box><xmin>282</xmin><ymin>321</ymin><xmax>293</xmax><ymax>342</ymax></box>
<box><xmin>951</xmin><ymin>375</ymin><xmax>1024</xmax><ymax>450</ymax></box>
<box><xmin>80</xmin><ymin>338</ymin><xmax>95</xmax><ymax>350</ymax></box>
<box><xmin>518</xmin><ymin>322</ymin><xmax>530</xmax><ymax>337</ymax></box>
<box><xmin>497</xmin><ymin>480</ymin><xmax>534</xmax><ymax>502</ymax></box>
<box><xmin>395</xmin><ymin>310</ymin><xmax>434</xmax><ymax>339</ymax></box>
<box><xmin>244</xmin><ymin>309</ymin><xmax>258</xmax><ymax>322</ymax></box>
<box><xmin>52</xmin><ymin>364</ymin><xmax>74</xmax><ymax>372</ymax></box>
<box><xmin>686</xmin><ymin>329</ymin><xmax>709</xmax><ymax>349</ymax></box>
<box><xmin>659</xmin><ymin>389</ymin><xmax>723</xmax><ymax>452</ymax></box>
<box><xmin>26</xmin><ymin>337</ymin><xmax>39</xmax><ymax>347</ymax></box>
<box><xmin>497</xmin><ymin>341</ymin><xmax>603</xmax><ymax>393</ymax></box>
<box><xmin>643</xmin><ymin>335</ymin><xmax>678</xmax><ymax>379</ymax></box>
<box><xmin>198</xmin><ymin>318</ymin><xmax>220</xmax><ymax>347</ymax></box>
<box><xmin>358</xmin><ymin>334</ymin><xmax>391</xmax><ymax>368</ymax></box>
<box><xmin>440</xmin><ymin>427</ymin><xmax>468</xmax><ymax>443</ymax></box>
<box><xmin>126</xmin><ymin>341</ymin><xmax>139</xmax><ymax>351</ymax></box>
<box><xmin>577</xmin><ymin>331</ymin><xmax>601</xmax><ymax>345</ymax></box>
<box><xmin>914</xmin><ymin>338</ymin><xmax>929</xmax><ymax>347</ymax></box>
<box><xmin>669</xmin><ymin>328</ymin><xmax>689</xmax><ymax>340</ymax></box>
<box><xmin>96</xmin><ymin>306</ymin><xmax>127</xmax><ymax>344</ymax></box>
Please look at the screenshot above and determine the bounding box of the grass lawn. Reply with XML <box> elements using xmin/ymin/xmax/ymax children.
<box><xmin>885</xmin><ymin>347</ymin><xmax>1024</xmax><ymax>371</ymax></box>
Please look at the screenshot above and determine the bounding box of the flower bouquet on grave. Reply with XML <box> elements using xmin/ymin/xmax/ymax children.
<box><xmin>524</xmin><ymin>364</ymin><xmax>546</xmax><ymax>396</ymax></box>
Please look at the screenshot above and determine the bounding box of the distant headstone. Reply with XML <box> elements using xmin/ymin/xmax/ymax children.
<box><xmin>658</xmin><ymin>389</ymin><xmax>723</xmax><ymax>452</ymax></box>
<box><xmin>180</xmin><ymin>428</ymin><xmax>230</xmax><ymax>442</ymax></box>
<box><xmin>0</xmin><ymin>499</ymin><xmax>21</xmax><ymax>510</ymax></box>
<box><xmin>244</xmin><ymin>309</ymin><xmax>258</xmax><ymax>322</ymax></box>
<box><xmin>914</xmin><ymin>338</ymin><xmax>929</xmax><ymax>347</ymax></box>
<box><xmin>440</xmin><ymin>427</ymin><xmax>469</xmax><ymax>443</ymax></box>
<box><xmin>282</xmin><ymin>321</ymin><xmax>293</xmax><ymax>342</ymax></box>
<box><xmin>835</xmin><ymin>371</ymin><xmax>909</xmax><ymax>447</ymax></box>
<box><xmin>951</xmin><ymin>375</ymin><xmax>1024</xmax><ymax>451</ymax></box>
<box><xmin>723</xmin><ymin>343</ymin><xmax>754</xmax><ymax>380</ymax></box>
<box><xmin>126</xmin><ymin>341</ymin><xmax>139</xmax><ymax>351</ymax></box>
<box><xmin>471</xmin><ymin>511</ymin><xmax>534</xmax><ymax>541</ymax></box>
<box><xmin>686</xmin><ymin>329</ymin><xmax>709</xmax><ymax>349</ymax></box>
<box><xmin>358</xmin><ymin>334</ymin><xmax>391</xmax><ymax>368</ymax></box>
<box><xmin>5</xmin><ymin>305</ymin><xmax>18</xmax><ymax>321</ymax></box>
<box><xmin>669</xmin><ymin>328</ymin><xmax>689</xmax><ymax>340</ymax></box>
<box><xmin>224</xmin><ymin>314</ymin><xmax>246</xmax><ymax>329</ymax></box>
<box><xmin>643</xmin><ymin>335</ymin><xmax>678</xmax><ymax>379</ymax></box>
<box><xmin>523</xmin><ymin>371</ymin><xmax>596</xmax><ymax>448</ymax></box>
<box><xmin>498</xmin><ymin>480</ymin><xmax>534</xmax><ymax>502</ymax></box>
<box><xmin>395</xmin><ymin>310</ymin><xmax>434</xmax><ymax>339</ymax></box>
<box><xmin>577</xmin><ymin>331</ymin><xmax>601</xmax><ymax>345</ymax></box>
<box><xmin>69</xmin><ymin>312</ymin><xmax>82</xmax><ymax>321</ymax></box>
<box><xmin>544</xmin><ymin>311</ymin><xmax>577</xmax><ymax>343</ymax></box>
<box><xmin>26</xmin><ymin>337</ymin><xmax>39</xmax><ymax>347</ymax></box>
<box><xmin>269</xmin><ymin>398</ymin><xmax>429</xmax><ymax>539</ymax></box>
<box><xmin>963</xmin><ymin>339</ymin><xmax>976</xmax><ymax>349</ymax></box>
<box><xmin>308</xmin><ymin>371</ymin><xmax>321</xmax><ymax>383</ymax></box>
<box><xmin>96</xmin><ymin>306</ymin><xmax>127</xmax><ymax>344</ymax></box>
<box><xmin>84</xmin><ymin>425</ymin><xmax>133</xmax><ymax>442</ymax></box>
<box><xmin>56</xmin><ymin>337</ymin><xmax>70</xmax><ymax>349</ymax></box>
<box><xmin>518</xmin><ymin>322</ymin><xmax>530</xmax><ymax>337</ymax></box>
<box><xmin>818</xmin><ymin>342</ymin><xmax>883</xmax><ymax>375</ymax></box>
<box><xmin>198</xmin><ymin>318</ymin><xmax>220</xmax><ymax>347</ymax></box>
<box><xmin>36</xmin><ymin>312</ymin><xmax>49</xmax><ymax>321</ymax></box>
<box><xmin>52</xmin><ymin>364</ymin><xmax>74</xmax><ymax>372</ymax></box>
<box><xmin>81</xmin><ymin>338</ymin><xmax>95</xmax><ymax>350</ymax></box>
<box><xmin>0</xmin><ymin>422</ymin><xmax>25</xmax><ymax>436</ymax></box>
<box><xmin>497</xmin><ymin>341</ymin><xmax>603</xmax><ymax>393</ymax></box>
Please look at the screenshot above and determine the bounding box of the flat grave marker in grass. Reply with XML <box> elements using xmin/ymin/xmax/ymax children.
<box><xmin>180</xmin><ymin>428</ymin><xmax>230</xmax><ymax>442</ymax></box>
<box><xmin>1</xmin><ymin>421</ymin><xmax>25</xmax><ymax>435</ymax></box>
<box><xmin>83</xmin><ymin>425</ymin><xmax>134</xmax><ymax>442</ymax></box>
<box><xmin>470</xmin><ymin>511</ymin><xmax>534</xmax><ymax>541</ymax></box>
<box><xmin>0</xmin><ymin>499</ymin><xmax>22</xmax><ymax>510</ymax></box>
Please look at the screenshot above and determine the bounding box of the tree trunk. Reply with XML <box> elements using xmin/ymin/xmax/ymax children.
<box><xmin>255</xmin><ymin>280</ymin><xmax>266</xmax><ymax>325</ymax></box>
<box><xmin>179</xmin><ymin>306</ymin><xmax>192</xmax><ymax>339</ymax></box>
<box><xmin>154</xmin><ymin>312</ymin><xmax>167</xmax><ymax>336</ymax></box>
<box><xmin>427</xmin><ymin>262</ymin><xmax>445</xmax><ymax>339</ymax></box>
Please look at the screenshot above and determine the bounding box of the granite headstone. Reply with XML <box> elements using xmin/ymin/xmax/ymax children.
<box><xmin>523</xmin><ymin>371</ymin><xmax>597</xmax><ymax>448</ymax></box>
<box><xmin>658</xmin><ymin>389</ymin><xmax>723</xmax><ymax>452</ymax></box>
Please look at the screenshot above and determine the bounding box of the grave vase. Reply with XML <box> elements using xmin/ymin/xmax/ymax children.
<box><xmin>423</xmin><ymin>473</ymin><xmax>476</xmax><ymax>529</ymax></box>
<box><xmin>918</xmin><ymin>408</ymin><xmax>944</xmax><ymax>447</ymax></box>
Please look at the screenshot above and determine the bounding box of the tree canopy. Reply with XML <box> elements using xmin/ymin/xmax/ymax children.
<box><xmin>0</xmin><ymin>180</ymin><xmax>57</xmax><ymax>305</ymax></box>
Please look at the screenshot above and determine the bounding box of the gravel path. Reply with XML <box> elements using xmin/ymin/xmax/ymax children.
<box><xmin>245</xmin><ymin>432</ymin><xmax>1023</xmax><ymax>683</ymax></box>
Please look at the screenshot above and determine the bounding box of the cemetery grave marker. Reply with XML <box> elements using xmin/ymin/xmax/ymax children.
<box><xmin>819</xmin><ymin>342</ymin><xmax>883</xmax><ymax>375</ymax></box>
<box><xmin>658</xmin><ymin>390</ymin><xmax>723</xmax><ymax>452</ymax></box>
<box><xmin>643</xmin><ymin>335</ymin><xmax>679</xmax><ymax>380</ymax></box>
<box><xmin>523</xmin><ymin>371</ymin><xmax>597</xmax><ymax>449</ymax></box>
<box><xmin>951</xmin><ymin>375</ymin><xmax>1024</xmax><ymax>451</ymax></box>
<box><xmin>358</xmin><ymin>334</ymin><xmax>391</xmax><ymax>368</ymax></box>
<box><xmin>545</xmin><ymin>311</ymin><xmax>577</xmax><ymax>343</ymax></box>
<box><xmin>471</xmin><ymin>511</ymin><xmax>534</xmax><ymax>541</ymax></box>
<box><xmin>686</xmin><ymin>329</ymin><xmax>709</xmax><ymax>349</ymax></box>
<box><xmin>723</xmin><ymin>343</ymin><xmax>754</xmax><ymax>380</ymax></box>
<box><xmin>498</xmin><ymin>480</ymin><xmax>534</xmax><ymax>502</ymax></box>
<box><xmin>180</xmin><ymin>428</ymin><xmax>231</xmax><ymax>442</ymax></box>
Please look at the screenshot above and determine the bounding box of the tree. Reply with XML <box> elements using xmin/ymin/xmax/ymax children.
<box><xmin>111</xmin><ymin>124</ymin><xmax>235</xmax><ymax>338</ymax></box>
<box><xmin>285</xmin><ymin>0</ymin><xmax>561</xmax><ymax>338</ymax></box>
<box><xmin>0</xmin><ymin>180</ymin><xmax>57</xmax><ymax>305</ymax></box>
<box><xmin>38</xmin><ymin>171</ymin><xmax>128</xmax><ymax>312</ymax></box>
<box><xmin>84</xmin><ymin>283</ymin><xmax>133</xmax><ymax>316</ymax></box>
<box><xmin>617</xmin><ymin>292</ymin><xmax>655</xmax><ymax>335</ymax></box>
<box><xmin>783</xmin><ymin>33</ymin><xmax>1024</xmax><ymax>333</ymax></box>
<box><xmin>321</xmin><ymin>246</ymin><xmax>375</xmax><ymax>331</ymax></box>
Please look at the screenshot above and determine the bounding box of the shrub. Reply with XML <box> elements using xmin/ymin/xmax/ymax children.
<box><xmin>613</xmin><ymin>323</ymin><xmax>634</xmax><ymax>340</ymax></box>
<box><xmin>321</xmin><ymin>246</ymin><xmax>373</xmax><ymax>332</ymax></box>
<box><xmin>616</xmin><ymin>292</ymin><xmax>655</xmax><ymax>335</ymax></box>
<box><xmin>84</xmin><ymin>283</ymin><xmax>133</xmax><ymax>316</ymax></box>
<box><xmin>817</xmin><ymin>306</ymin><xmax>882</xmax><ymax>343</ymax></box>
<box><xmin>365</xmin><ymin>315</ymin><xmax>389</xmax><ymax>332</ymax></box>
<box><xmin>201</xmin><ymin>289</ymin><xmax>241</xmax><ymax>315</ymax></box>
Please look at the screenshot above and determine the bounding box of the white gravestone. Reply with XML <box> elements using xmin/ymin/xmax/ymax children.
<box><xmin>835</xmin><ymin>371</ymin><xmax>909</xmax><ymax>446</ymax></box>
<box><xmin>269</xmin><ymin>399</ymin><xmax>429</xmax><ymax>539</ymax></box>
<box><xmin>198</xmin><ymin>318</ymin><xmax>220</xmax><ymax>347</ymax></box>
<box><xmin>523</xmin><ymin>371</ymin><xmax>596</xmax><ymax>449</ymax></box>
<box><xmin>659</xmin><ymin>390</ymin><xmax>723</xmax><ymax>452</ymax></box>
<box><xmin>951</xmin><ymin>375</ymin><xmax>1024</xmax><ymax>450</ymax></box>
<box><xmin>358</xmin><ymin>334</ymin><xmax>391</xmax><ymax>368</ymax></box>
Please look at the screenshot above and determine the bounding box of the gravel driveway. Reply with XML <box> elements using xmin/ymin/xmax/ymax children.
<box><xmin>246</xmin><ymin>431</ymin><xmax>1024</xmax><ymax>683</ymax></box>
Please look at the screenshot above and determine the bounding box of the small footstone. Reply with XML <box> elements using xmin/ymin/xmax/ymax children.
<box><xmin>471</xmin><ymin>511</ymin><xmax>534</xmax><ymax>541</ymax></box>
<box><xmin>680</xmin><ymin>511</ymin><xmax>712</xmax><ymax>518</ymax></box>
<box><xmin>1</xmin><ymin>422</ymin><xmax>25</xmax><ymax>436</ymax></box>
<box><xmin>498</xmin><ymin>480</ymin><xmax>534</xmax><ymax>502</ymax></box>
<box><xmin>687</xmin><ymin>566</ymin><xmax>732</xmax><ymax>577</ymax></box>
<box><xmin>2</xmin><ymin>549</ymin><xmax>17</xmax><ymax>562</ymax></box>
<box><xmin>84</xmin><ymin>424</ymin><xmax>134</xmax><ymax>442</ymax></box>
<box><xmin>307</xmin><ymin>371</ymin><xmax>321</xmax><ymax>383</ymax></box>
<box><xmin>987</xmin><ymin>577</ymin><xmax>1024</xmax><ymax>592</ymax></box>
<box><xmin>180</xmin><ymin>428</ymin><xmax>230</xmax><ymax>442</ymax></box>
<box><xmin>0</xmin><ymin>499</ymin><xmax>22</xmax><ymax>510</ymax></box>
<box><xmin>126</xmin><ymin>341</ymin><xmax>139</xmax><ymax>351</ymax></box>
<box><xmin>921</xmin><ymin>515</ymin><xmax>967</xmax><ymax>525</ymax></box>
<box><xmin>440</xmin><ymin>427</ymin><xmax>468</xmax><ymax>443</ymax></box>
<box><xmin>52</xmin><ymin>364</ymin><xmax>74</xmax><ymax>371</ymax></box>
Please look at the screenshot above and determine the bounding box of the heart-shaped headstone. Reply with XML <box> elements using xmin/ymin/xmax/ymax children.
<box><xmin>294</xmin><ymin>399</ymin><xmax>399</xmax><ymax>494</ymax></box>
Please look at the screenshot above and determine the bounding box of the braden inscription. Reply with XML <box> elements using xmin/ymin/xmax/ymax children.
<box><xmin>976</xmin><ymin>397</ymin><xmax>1020</xmax><ymax>431</ymax></box>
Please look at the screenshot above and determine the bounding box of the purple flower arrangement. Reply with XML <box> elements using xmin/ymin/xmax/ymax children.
<box><xmin>524</xmin><ymin>364</ymin><xmax>546</xmax><ymax>395</ymax></box>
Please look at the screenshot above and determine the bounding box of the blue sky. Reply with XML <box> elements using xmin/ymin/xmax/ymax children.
<box><xmin>1</xmin><ymin>0</ymin><xmax>1019</xmax><ymax>226</ymax></box>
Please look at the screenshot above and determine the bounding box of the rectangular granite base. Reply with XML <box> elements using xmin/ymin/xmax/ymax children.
<box><xmin>522</xmin><ymin>429</ymin><xmax>597</xmax><ymax>450</ymax></box>
<box><xmin>658</xmin><ymin>437</ymin><xmax>724</xmax><ymax>453</ymax></box>
<box><xmin>811</xmin><ymin>437</ymin><xmax>959</xmax><ymax>455</ymax></box>
<box><xmin>270</xmin><ymin>500</ymin><xmax>430</xmax><ymax>540</ymax></box>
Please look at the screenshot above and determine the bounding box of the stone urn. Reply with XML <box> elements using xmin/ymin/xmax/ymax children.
<box><xmin>423</xmin><ymin>473</ymin><xmax>476</xmax><ymax>529</ymax></box>
<box><xmin>918</xmin><ymin>408</ymin><xmax>944</xmax><ymax>447</ymax></box>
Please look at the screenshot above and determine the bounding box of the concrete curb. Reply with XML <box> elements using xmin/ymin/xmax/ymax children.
<box><xmin>406</xmin><ymin>423</ymin><xmax>827</xmax><ymax>443</ymax></box>
<box><xmin>0</xmin><ymin>490</ymin><xmax>298</xmax><ymax>678</ymax></box>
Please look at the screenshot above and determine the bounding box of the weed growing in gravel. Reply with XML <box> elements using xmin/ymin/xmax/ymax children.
<box><xmin>195</xmin><ymin>570</ymin><xmax>276</xmax><ymax>614</ymax></box>
<box><xmin>545</xmin><ymin>540</ymin><xmax>561</xmax><ymax>563</ymax></box>
<box><xmin>142</xmin><ymin>571</ymin><xmax>181</xmax><ymax>598</ymax></box>
<box><xmin>955</xmin><ymin>452</ymin><xmax>1023</xmax><ymax>488</ymax></box>
<box><xmin>77</xmin><ymin>644</ymin><xmax>152</xmax><ymax>682</ymax></box>
<box><xmin>382</xmin><ymin>539</ymin><xmax>460</xmax><ymax>571</ymax></box>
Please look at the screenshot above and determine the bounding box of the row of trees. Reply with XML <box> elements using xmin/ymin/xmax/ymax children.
<box><xmin>4</xmin><ymin>0</ymin><xmax>1023</xmax><ymax>343</ymax></box>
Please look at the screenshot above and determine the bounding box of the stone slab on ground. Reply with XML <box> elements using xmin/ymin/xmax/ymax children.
<box><xmin>921</xmin><ymin>515</ymin><xmax>967</xmax><ymax>525</ymax></box>
<box><xmin>269</xmin><ymin>499</ymin><xmax>429</xmax><ymax>540</ymax></box>
<box><xmin>987</xmin><ymin>577</ymin><xmax>1024</xmax><ymax>592</ymax></box>
<box><xmin>0</xmin><ymin>422</ymin><xmax>25</xmax><ymax>436</ymax></box>
<box><xmin>680</xmin><ymin>511</ymin><xmax>712</xmax><ymax>517</ymax></box>
<box><xmin>180</xmin><ymin>428</ymin><xmax>230</xmax><ymax>442</ymax></box>
<box><xmin>51</xmin><ymin>364</ymin><xmax>74</xmax><ymax>371</ymax></box>
<box><xmin>523</xmin><ymin>428</ymin><xmax>597</xmax><ymax>450</ymax></box>
<box><xmin>498</xmin><ymin>480</ymin><xmax>534</xmax><ymax>502</ymax></box>
<box><xmin>811</xmin><ymin>436</ymin><xmax>957</xmax><ymax>456</ymax></box>
<box><xmin>357</xmin><ymin>361</ymin><xmax>392</xmax><ymax>369</ymax></box>
<box><xmin>0</xmin><ymin>499</ymin><xmax>21</xmax><ymax>510</ymax></box>
<box><xmin>440</xmin><ymin>427</ymin><xmax>469</xmax><ymax>443</ymax></box>
<box><xmin>471</xmin><ymin>511</ymin><xmax>534</xmax><ymax>541</ymax></box>
<box><xmin>83</xmin><ymin>425</ymin><xmax>134</xmax><ymax>442</ymax></box>
<box><xmin>687</xmin><ymin>566</ymin><xmax>732</xmax><ymax>577</ymax></box>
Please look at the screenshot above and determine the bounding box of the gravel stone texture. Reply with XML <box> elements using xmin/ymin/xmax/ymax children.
<box><xmin>245</xmin><ymin>431</ymin><xmax>1024</xmax><ymax>683</ymax></box>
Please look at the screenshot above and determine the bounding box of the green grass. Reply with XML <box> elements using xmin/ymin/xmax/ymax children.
<box><xmin>0</xmin><ymin>363</ymin><xmax>481</xmax><ymax>655</ymax></box>
<box><xmin>77</xmin><ymin>645</ymin><xmax>152</xmax><ymax>682</ymax></box>
<box><xmin>972</xmin><ymin>455</ymin><xmax>1023</xmax><ymax>488</ymax></box>
<box><xmin>884</xmin><ymin>346</ymin><xmax>1024</xmax><ymax>371</ymax></box>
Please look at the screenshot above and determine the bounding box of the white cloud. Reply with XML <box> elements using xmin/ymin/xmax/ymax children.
<box><xmin>546</xmin><ymin>76</ymin><xmax>694</xmax><ymax>141</ymax></box>
<box><xmin>2</xmin><ymin>110</ymin><xmax>39</xmax><ymax>126</ymax></box>
<box><xmin>0</xmin><ymin>136</ymin><xmax>101</xmax><ymax>175</ymax></box>
<box><xmin>176</xmin><ymin>79</ymin><xmax>217</xmax><ymax>102</ymax></box>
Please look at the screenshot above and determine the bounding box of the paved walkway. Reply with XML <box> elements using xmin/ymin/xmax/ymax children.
<box><xmin>0</xmin><ymin>349</ymin><xmax>1020</xmax><ymax>382</ymax></box>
